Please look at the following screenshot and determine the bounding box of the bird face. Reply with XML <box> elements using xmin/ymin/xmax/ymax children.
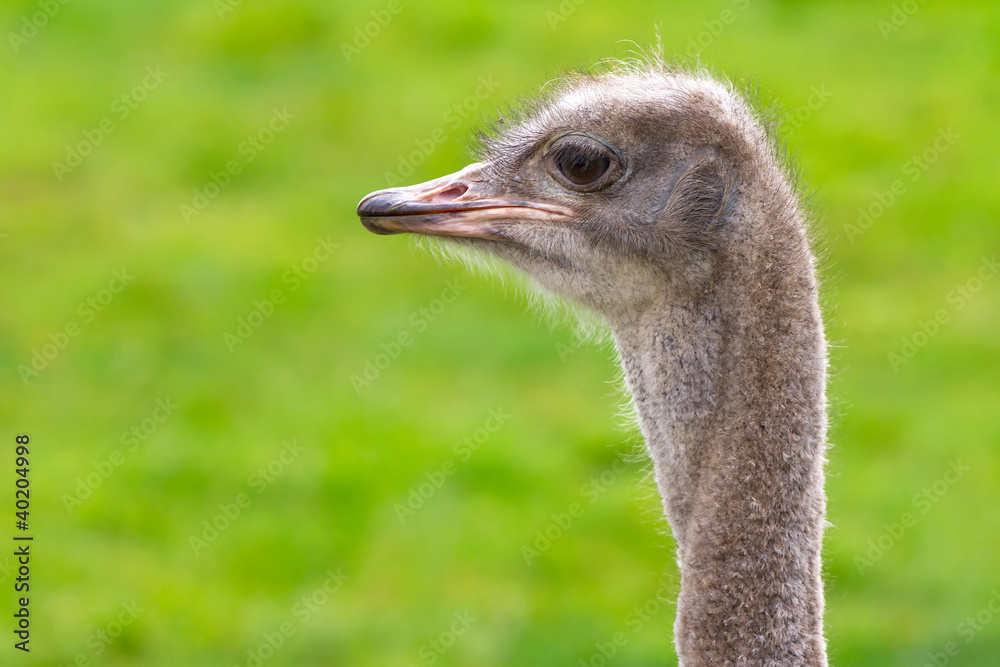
<box><xmin>358</xmin><ymin>72</ymin><xmax>736</xmax><ymax>317</ymax></box>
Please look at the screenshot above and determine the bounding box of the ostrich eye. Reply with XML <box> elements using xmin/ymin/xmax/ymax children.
<box><xmin>557</xmin><ymin>150</ymin><xmax>610</xmax><ymax>185</ymax></box>
<box><xmin>547</xmin><ymin>134</ymin><xmax>621</xmax><ymax>191</ymax></box>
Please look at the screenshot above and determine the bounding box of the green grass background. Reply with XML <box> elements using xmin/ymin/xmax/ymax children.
<box><xmin>1</xmin><ymin>0</ymin><xmax>998</xmax><ymax>664</ymax></box>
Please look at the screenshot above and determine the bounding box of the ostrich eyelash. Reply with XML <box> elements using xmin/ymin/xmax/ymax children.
<box><xmin>550</xmin><ymin>138</ymin><xmax>609</xmax><ymax>165</ymax></box>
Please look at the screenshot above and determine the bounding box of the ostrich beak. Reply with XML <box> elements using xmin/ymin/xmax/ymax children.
<box><xmin>357</xmin><ymin>162</ymin><xmax>572</xmax><ymax>239</ymax></box>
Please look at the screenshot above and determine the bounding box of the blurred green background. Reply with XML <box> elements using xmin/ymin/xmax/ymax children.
<box><xmin>1</xmin><ymin>0</ymin><xmax>998</xmax><ymax>664</ymax></box>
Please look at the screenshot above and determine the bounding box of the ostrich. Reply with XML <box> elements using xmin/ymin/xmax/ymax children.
<box><xmin>357</xmin><ymin>60</ymin><xmax>830</xmax><ymax>666</ymax></box>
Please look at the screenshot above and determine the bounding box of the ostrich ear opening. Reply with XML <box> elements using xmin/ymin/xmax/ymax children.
<box><xmin>654</xmin><ymin>156</ymin><xmax>730</xmax><ymax>239</ymax></box>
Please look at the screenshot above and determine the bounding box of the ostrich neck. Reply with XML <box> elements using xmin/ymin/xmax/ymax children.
<box><xmin>612</xmin><ymin>254</ymin><xmax>829</xmax><ymax>666</ymax></box>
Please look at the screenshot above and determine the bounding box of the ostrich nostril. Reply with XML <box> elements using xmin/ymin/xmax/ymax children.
<box><xmin>430</xmin><ymin>184</ymin><xmax>469</xmax><ymax>202</ymax></box>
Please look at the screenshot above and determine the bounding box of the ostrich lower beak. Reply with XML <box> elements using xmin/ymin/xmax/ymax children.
<box><xmin>357</xmin><ymin>162</ymin><xmax>572</xmax><ymax>239</ymax></box>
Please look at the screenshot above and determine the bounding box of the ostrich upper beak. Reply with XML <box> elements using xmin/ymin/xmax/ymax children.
<box><xmin>357</xmin><ymin>162</ymin><xmax>572</xmax><ymax>239</ymax></box>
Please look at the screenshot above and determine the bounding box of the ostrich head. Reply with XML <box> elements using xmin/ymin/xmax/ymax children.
<box><xmin>357</xmin><ymin>66</ymin><xmax>784</xmax><ymax>325</ymax></box>
<box><xmin>357</xmin><ymin>63</ymin><xmax>829</xmax><ymax>666</ymax></box>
